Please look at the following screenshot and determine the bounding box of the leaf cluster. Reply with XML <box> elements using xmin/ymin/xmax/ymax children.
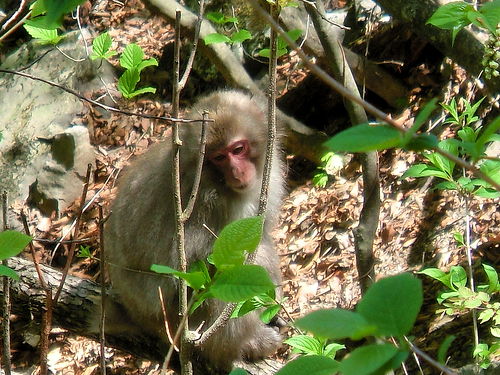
<box><xmin>419</xmin><ymin>264</ymin><xmax>500</xmax><ymax>368</ymax></box>
<box><xmin>151</xmin><ymin>217</ymin><xmax>280</xmax><ymax>318</ymax></box>
<box><xmin>276</xmin><ymin>273</ymin><xmax>422</xmax><ymax>375</ymax></box>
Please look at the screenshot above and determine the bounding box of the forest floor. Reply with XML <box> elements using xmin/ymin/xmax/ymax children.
<box><xmin>6</xmin><ymin>0</ymin><xmax>500</xmax><ymax>374</ymax></box>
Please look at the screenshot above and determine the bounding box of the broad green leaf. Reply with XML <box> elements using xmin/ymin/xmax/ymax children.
<box><xmin>479</xmin><ymin>0</ymin><xmax>500</xmax><ymax>34</ymax></box>
<box><xmin>404</xmin><ymin>133</ymin><xmax>439</xmax><ymax>151</ymax></box>
<box><xmin>339</xmin><ymin>343</ymin><xmax>398</xmax><ymax>375</ymax></box>
<box><xmin>325</xmin><ymin>123</ymin><xmax>402</xmax><ymax>152</ymax></box>
<box><xmin>284</xmin><ymin>335</ymin><xmax>322</xmax><ymax>355</ymax></box>
<box><xmin>418</xmin><ymin>268</ymin><xmax>452</xmax><ymax>289</ymax></box>
<box><xmin>479</xmin><ymin>159</ymin><xmax>500</xmax><ymax>184</ymax></box>
<box><xmin>275</xmin><ymin>355</ymin><xmax>339</xmax><ymax>375</ymax></box>
<box><xmin>23</xmin><ymin>24</ymin><xmax>63</xmax><ymax>45</ymax></box>
<box><xmin>450</xmin><ymin>266</ymin><xmax>467</xmax><ymax>289</ymax></box>
<box><xmin>434</xmin><ymin>181</ymin><xmax>458</xmax><ymax>191</ymax></box>
<box><xmin>483</xmin><ymin>264</ymin><xmax>499</xmax><ymax>293</ymax></box>
<box><xmin>356</xmin><ymin>273</ymin><xmax>422</xmax><ymax>337</ymax></box>
<box><xmin>211</xmin><ymin>216</ymin><xmax>263</xmax><ymax>269</ymax></box>
<box><xmin>120</xmin><ymin>44</ymin><xmax>145</xmax><ymax>69</ymax></box>
<box><xmin>260</xmin><ymin>304</ymin><xmax>281</xmax><ymax>323</ymax></box>
<box><xmin>323</xmin><ymin>343</ymin><xmax>345</xmax><ymax>359</ymax></box>
<box><xmin>427</xmin><ymin>1</ymin><xmax>471</xmax><ymax>29</ymax></box>
<box><xmin>117</xmin><ymin>69</ymin><xmax>140</xmax><ymax>98</ymax></box>
<box><xmin>204</xmin><ymin>33</ymin><xmax>232</xmax><ymax>45</ymax></box>
<box><xmin>231</xmin><ymin>29</ymin><xmax>252</xmax><ymax>43</ymax></box>
<box><xmin>475</xmin><ymin>187</ymin><xmax>500</xmax><ymax>198</ymax></box>
<box><xmin>150</xmin><ymin>264</ymin><xmax>207</xmax><ymax>290</ymax></box>
<box><xmin>476</xmin><ymin>116</ymin><xmax>500</xmax><ymax>147</ymax></box>
<box><xmin>210</xmin><ymin>264</ymin><xmax>274</xmax><ymax>302</ymax></box>
<box><xmin>125</xmin><ymin>86</ymin><xmax>157</xmax><ymax>98</ymax></box>
<box><xmin>137</xmin><ymin>58</ymin><xmax>158</xmax><ymax>72</ymax></box>
<box><xmin>0</xmin><ymin>230</ymin><xmax>32</xmax><ymax>260</ymax></box>
<box><xmin>258</xmin><ymin>48</ymin><xmax>288</xmax><ymax>58</ymax></box>
<box><xmin>91</xmin><ymin>32</ymin><xmax>116</xmax><ymax>60</ymax></box>
<box><xmin>458</xmin><ymin>127</ymin><xmax>477</xmax><ymax>143</ymax></box>
<box><xmin>206</xmin><ymin>12</ymin><xmax>238</xmax><ymax>25</ymax></box>
<box><xmin>0</xmin><ymin>264</ymin><xmax>20</xmax><ymax>280</ymax></box>
<box><xmin>296</xmin><ymin>309</ymin><xmax>376</xmax><ymax>340</ymax></box>
<box><xmin>401</xmin><ymin>164</ymin><xmax>450</xmax><ymax>180</ymax></box>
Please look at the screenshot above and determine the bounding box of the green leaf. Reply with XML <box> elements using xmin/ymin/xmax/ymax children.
<box><xmin>204</xmin><ymin>33</ymin><xmax>232</xmax><ymax>45</ymax></box>
<box><xmin>401</xmin><ymin>164</ymin><xmax>450</xmax><ymax>180</ymax></box>
<box><xmin>339</xmin><ymin>343</ymin><xmax>399</xmax><ymax>375</ymax></box>
<box><xmin>275</xmin><ymin>355</ymin><xmax>339</xmax><ymax>375</ymax></box>
<box><xmin>260</xmin><ymin>304</ymin><xmax>281</xmax><ymax>324</ymax></box>
<box><xmin>427</xmin><ymin>1</ymin><xmax>473</xmax><ymax>43</ymax></box>
<box><xmin>228</xmin><ymin>369</ymin><xmax>248</xmax><ymax>375</ymax></box>
<box><xmin>479</xmin><ymin>0</ymin><xmax>500</xmax><ymax>33</ymax></box>
<box><xmin>418</xmin><ymin>268</ymin><xmax>452</xmax><ymax>289</ymax></box>
<box><xmin>479</xmin><ymin>159</ymin><xmax>500</xmax><ymax>185</ymax></box>
<box><xmin>212</xmin><ymin>216</ymin><xmax>263</xmax><ymax>269</ymax></box>
<box><xmin>90</xmin><ymin>32</ymin><xmax>116</xmax><ymax>60</ymax></box>
<box><xmin>0</xmin><ymin>230</ymin><xmax>32</xmax><ymax>260</ymax></box>
<box><xmin>402</xmin><ymin>99</ymin><xmax>438</xmax><ymax>146</ymax></box>
<box><xmin>483</xmin><ymin>264</ymin><xmax>499</xmax><ymax>293</ymax></box>
<box><xmin>296</xmin><ymin>309</ymin><xmax>376</xmax><ymax>340</ymax></box>
<box><xmin>325</xmin><ymin>123</ymin><xmax>402</xmax><ymax>152</ymax></box>
<box><xmin>0</xmin><ymin>264</ymin><xmax>20</xmax><ymax>280</ymax></box>
<box><xmin>356</xmin><ymin>273</ymin><xmax>422</xmax><ymax>337</ymax></box>
<box><xmin>404</xmin><ymin>133</ymin><xmax>439</xmax><ymax>151</ymax></box>
<box><xmin>231</xmin><ymin>29</ymin><xmax>252</xmax><ymax>43</ymax></box>
<box><xmin>210</xmin><ymin>264</ymin><xmax>274</xmax><ymax>302</ymax></box>
<box><xmin>23</xmin><ymin>24</ymin><xmax>63</xmax><ymax>45</ymax></box>
<box><xmin>323</xmin><ymin>343</ymin><xmax>345</xmax><ymax>359</ymax></box>
<box><xmin>124</xmin><ymin>86</ymin><xmax>157</xmax><ymax>98</ymax></box>
<box><xmin>206</xmin><ymin>12</ymin><xmax>238</xmax><ymax>25</ymax></box>
<box><xmin>137</xmin><ymin>58</ymin><xmax>158</xmax><ymax>72</ymax></box>
<box><xmin>117</xmin><ymin>69</ymin><xmax>140</xmax><ymax>98</ymax></box>
<box><xmin>284</xmin><ymin>335</ymin><xmax>323</xmax><ymax>355</ymax></box>
<box><xmin>313</xmin><ymin>172</ymin><xmax>328</xmax><ymax>187</ymax></box>
<box><xmin>438</xmin><ymin>335</ymin><xmax>456</xmax><ymax>364</ymax></box>
<box><xmin>150</xmin><ymin>264</ymin><xmax>207</xmax><ymax>290</ymax></box>
<box><xmin>120</xmin><ymin>44</ymin><xmax>145</xmax><ymax>69</ymax></box>
<box><xmin>477</xmin><ymin>116</ymin><xmax>500</xmax><ymax>148</ymax></box>
<box><xmin>450</xmin><ymin>266</ymin><xmax>467</xmax><ymax>289</ymax></box>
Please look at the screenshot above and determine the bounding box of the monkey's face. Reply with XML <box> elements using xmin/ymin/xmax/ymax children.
<box><xmin>208</xmin><ymin>139</ymin><xmax>258</xmax><ymax>192</ymax></box>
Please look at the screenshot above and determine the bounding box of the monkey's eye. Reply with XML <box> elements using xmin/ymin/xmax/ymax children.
<box><xmin>212</xmin><ymin>154</ymin><xmax>226</xmax><ymax>162</ymax></box>
<box><xmin>232</xmin><ymin>146</ymin><xmax>245</xmax><ymax>155</ymax></box>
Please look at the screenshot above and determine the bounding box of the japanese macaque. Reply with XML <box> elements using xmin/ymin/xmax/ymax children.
<box><xmin>105</xmin><ymin>90</ymin><xmax>285</xmax><ymax>370</ymax></box>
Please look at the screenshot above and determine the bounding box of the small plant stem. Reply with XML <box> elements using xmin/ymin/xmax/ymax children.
<box><xmin>1</xmin><ymin>191</ymin><xmax>12</xmax><ymax>375</ymax></box>
<box><xmin>98</xmin><ymin>205</ymin><xmax>107</xmax><ymax>375</ymax></box>
<box><xmin>171</xmin><ymin>10</ymin><xmax>192</xmax><ymax>375</ymax></box>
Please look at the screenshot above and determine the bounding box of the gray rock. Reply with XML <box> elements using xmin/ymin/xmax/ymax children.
<box><xmin>0</xmin><ymin>30</ymin><xmax>114</xmax><ymax>229</ymax></box>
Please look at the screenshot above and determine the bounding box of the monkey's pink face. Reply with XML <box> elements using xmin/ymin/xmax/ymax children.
<box><xmin>209</xmin><ymin>140</ymin><xmax>257</xmax><ymax>192</ymax></box>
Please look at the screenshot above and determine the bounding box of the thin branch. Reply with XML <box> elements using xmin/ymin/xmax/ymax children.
<box><xmin>0</xmin><ymin>0</ymin><xmax>28</xmax><ymax>31</ymax></box>
<box><xmin>1</xmin><ymin>191</ymin><xmax>12</xmax><ymax>375</ymax></box>
<box><xmin>98</xmin><ymin>205</ymin><xmax>106</xmax><ymax>375</ymax></box>
<box><xmin>246</xmin><ymin>0</ymin><xmax>500</xmax><ymax>192</ymax></box>
<box><xmin>178</xmin><ymin>0</ymin><xmax>206</xmax><ymax>90</ymax></box>
<box><xmin>53</xmin><ymin>164</ymin><xmax>92</xmax><ymax>304</ymax></box>
<box><xmin>182</xmin><ymin>111</ymin><xmax>209</xmax><ymax>221</ymax></box>
<box><xmin>171</xmin><ymin>10</ymin><xmax>193</xmax><ymax>375</ymax></box>
<box><xmin>20</xmin><ymin>209</ymin><xmax>50</xmax><ymax>374</ymax></box>
<box><xmin>405</xmin><ymin>337</ymin><xmax>458</xmax><ymax>375</ymax></box>
<box><xmin>0</xmin><ymin>69</ymin><xmax>206</xmax><ymax>124</ymax></box>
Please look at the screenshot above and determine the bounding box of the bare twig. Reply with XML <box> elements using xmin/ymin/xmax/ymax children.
<box><xmin>405</xmin><ymin>337</ymin><xmax>457</xmax><ymax>375</ymax></box>
<box><xmin>98</xmin><ymin>205</ymin><xmax>106</xmax><ymax>375</ymax></box>
<box><xmin>247</xmin><ymin>0</ymin><xmax>500</xmax><ymax>192</ymax></box>
<box><xmin>171</xmin><ymin>10</ymin><xmax>193</xmax><ymax>375</ymax></box>
<box><xmin>178</xmin><ymin>0</ymin><xmax>206</xmax><ymax>90</ymax></box>
<box><xmin>53</xmin><ymin>164</ymin><xmax>92</xmax><ymax>304</ymax></box>
<box><xmin>0</xmin><ymin>0</ymin><xmax>28</xmax><ymax>31</ymax></box>
<box><xmin>1</xmin><ymin>191</ymin><xmax>12</xmax><ymax>375</ymax></box>
<box><xmin>182</xmin><ymin>111</ymin><xmax>209</xmax><ymax>221</ymax></box>
<box><xmin>0</xmin><ymin>69</ymin><xmax>206</xmax><ymax>124</ymax></box>
<box><xmin>20</xmin><ymin>210</ymin><xmax>50</xmax><ymax>374</ymax></box>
